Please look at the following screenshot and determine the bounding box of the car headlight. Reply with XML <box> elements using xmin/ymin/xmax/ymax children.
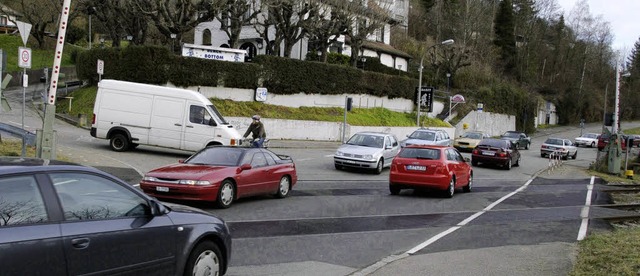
<box><xmin>363</xmin><ymin>154</ymin><xmax>374</xmax><ymax>160</ymax></box>
<box><xmin>335</xmin><ymin>151</ymin><xmax>344</xmax><ymax>156</ymax></box>
<box><xmin>178</xmin><ymin>180</ymin><xmax>212</xmax><ymax>186</ymax></box>
<box><xmin>143</xmin><ymin>176</ymin><xmax>158</xmax><ymax>182</ymax></box>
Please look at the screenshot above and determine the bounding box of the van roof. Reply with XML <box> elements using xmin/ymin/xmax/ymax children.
<box><xmin>98</xmin><ymin>79</ymin><xmax>210</xmax><ymax>103</ymax></box>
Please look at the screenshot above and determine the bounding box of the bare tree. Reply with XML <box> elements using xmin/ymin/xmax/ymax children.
<box><xmin>0</xmin><ymin>0</ymin><xmax>62</xmax><ymax>48</ymax></box>
<box><xmin>254</xmin><ymin>0</ymin><xmax>316</xmax><ymax>57</ymax></box>
<box><xmin>216</xmin><ymin>0</ymin><xmax>261</xmax><ymax>49</ymax></box>
<box><xmin>345</xmin><ymin>0</ymin><xmax>393</xmax><ymax>67</ymax></box>
<box><xmin>135</xmin><ymin>0</ymin><xmax>223</xmax><ymax>52</ymax></box>
<box><xmin>301</xmin><ymin>0</ymin><xmax>351</xmax><ymax>62</ymax></box>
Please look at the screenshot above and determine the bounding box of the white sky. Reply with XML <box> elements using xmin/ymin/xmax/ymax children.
<box><xmin>555</xmin><ymin>0</ymin><xmax>640</xmax><ymax>51</ymax></box>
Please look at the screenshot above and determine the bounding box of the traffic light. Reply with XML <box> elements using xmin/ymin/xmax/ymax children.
<box><xmin>346</xmin><ymin>97</ymin><xmax>353</xmax><ymax>111</ymax></box>
<box><xmin>604</xmin><ymin>113</ymin><xmax>614</xmax><ymax>126</ymax></box>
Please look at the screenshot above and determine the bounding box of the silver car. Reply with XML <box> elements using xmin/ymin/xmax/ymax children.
<box><xmin>541</xmin><ymin>137</ymin><xmax>578</xmax><ymax>159</ymax></box>
<box><xmin>334</xmin><ymin>132</ymin><xmax>401</xmax><ymax>174</ymax></box>
<box><xmin>400</xmin><ymin>128</ymin><xmax>451</xmax><ymax>147</ymax></box>
<box><xmin>574</xmin><ymin>133</ymin><xmax>599</xmax><ymax>148</ymax></box>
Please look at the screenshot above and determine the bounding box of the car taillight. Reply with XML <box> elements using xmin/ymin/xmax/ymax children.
<box><xmin>472</xmin><ymin>149</ymin><xmax>479</xmax><ymax>154</ymax></box>
<box><xmin>92</xmin><ymin>114</ymin><xmax>96</xmax><ymax>124</ymax></box>
<box><xmin>541</xmin><ymin>145</ymin><xmax>547</xmax><ymax>149</ymax></box>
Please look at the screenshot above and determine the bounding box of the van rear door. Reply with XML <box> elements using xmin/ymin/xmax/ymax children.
<box><xmin>148</xmin><ymin>96</ymin><xmax>186</xmax><ymax>149</ymax></box>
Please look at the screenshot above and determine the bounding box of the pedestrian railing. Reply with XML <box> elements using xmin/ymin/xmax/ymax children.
<box><xmin>547</xmin><ymin>150</ymin><xmax>563</xmax><ymax>174</ymax></box>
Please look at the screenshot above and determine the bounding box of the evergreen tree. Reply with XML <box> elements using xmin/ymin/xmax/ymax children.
<box><xmin>493</xmin><ymin>0</ymin><xmax>517</xmax><ymax>73</ymax></box>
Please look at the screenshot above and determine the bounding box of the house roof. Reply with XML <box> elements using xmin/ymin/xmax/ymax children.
<box><xmin>345</xmin><ymin>36</ymin><xmax>412</xmax><ymax>59</ymax></box>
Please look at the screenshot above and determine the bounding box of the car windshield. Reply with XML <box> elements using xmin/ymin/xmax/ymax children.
<box><xmin>347</xmin><ymin>134</ymin><xmax>384</xmax><ymax>148</ymax></box>
<box><xmin>408</xmin><ymin>131</ymin><xmax>435</xmax><ymax>141</ymax></box>
<box><xmin>398</xmin><ymin>148</ymin><xmax>440</xmax><ymax>160</ymax></box>
<box><xmin>186</xmin><ymin>147</ymin><xmax>243</xmax><ymax>166</ymax></box>
<box><xmin>545</xmin><ymin>138</ymin><xmax>563</xmax><ymax>145</ymax></box>
<box><xmin>463</xmin><ymin>132</ymin><xmax>483</xmax><ymax>139</ymax></box>
<box><xmin>502</xmin><ymin>132</ymin><xmax>520</xmax><ymax>138</ymax></box>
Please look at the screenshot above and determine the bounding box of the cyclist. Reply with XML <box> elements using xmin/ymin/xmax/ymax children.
<box><xmin>243</xmin><ymin>115</ymin><xmax>267</xmax><ymax>148</ymax></box>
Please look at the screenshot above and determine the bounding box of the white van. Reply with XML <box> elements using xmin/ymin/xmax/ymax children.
<box><xmin>90</xmin><ymin>79</ymin><xmax>242</xmax><ymax>152</ymax></box>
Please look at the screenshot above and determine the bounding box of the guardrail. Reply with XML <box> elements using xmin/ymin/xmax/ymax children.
<box><xmin>0</xmin><ymin>123</ymin><xmax>36</xmax><ymax>146</ymax></box>
<box><xmin>547</xmin><ymin>150</ymin><xmax>564</xmax><ymax>174</ymax></box>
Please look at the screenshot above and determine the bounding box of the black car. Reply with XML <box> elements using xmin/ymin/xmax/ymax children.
<box><xmin>0</xmin><ymin>157</ymin><xmax>231</xmax><ymax>276</ymax></box>
<box><xmin>500</xmin><ymin>131</ymin><xmax>531</xmax><ymax>150</ymax></box>
<box><xmin>471</xmin><ymin>138</ymin><xmax>521</xmax><ymax>170</ymax></box>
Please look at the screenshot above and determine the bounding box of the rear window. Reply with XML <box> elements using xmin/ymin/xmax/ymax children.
<box><xmin>398</xmin><ymin>148</ymin><xmax>441</xmax><ymax>160</ymax></box>
<box><xmin>478</xmin><ymin>139</ymin><xmax>507</xmax><ymax>148</ymax></box>
<box><xmin>545</xmin><ymin>138</ymin><xmax>563</xmax><ymax>145</ymax></box>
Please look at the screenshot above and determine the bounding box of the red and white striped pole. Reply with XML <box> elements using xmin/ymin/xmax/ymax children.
<box><xmin>37</xmin><ymin>0</ymin><xmax>71</xmax><ymax>159</ymax></box>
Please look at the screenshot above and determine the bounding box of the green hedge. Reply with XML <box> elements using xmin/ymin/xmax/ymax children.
<box><xmin>76</xmin><ymin>46</ymin><xmax>416</xmax><ymax>100</ymax></box>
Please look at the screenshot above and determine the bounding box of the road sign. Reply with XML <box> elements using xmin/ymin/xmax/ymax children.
<box><xmin>477</xmin><ymin>103</ymin><xmax>484</xmax><ymax>113</ymax></box>
<box><xmin>255</xmin><ymin>87</ymin><xmax>268</xmax><ymax>102</ymax></box>
<box><xmin>16</xmin><ymin>21</ymin><xmax>32</xmax><ymax>46</ymax></box>
<box><xmin>97</xmin><ymin>59</ymin><xmax>104</xmax><ymax>75</ymax></box>
<box><xmin>18</xmin><ymin>47</ymin><xmax>31</xmax><ymax>69</ymax></box>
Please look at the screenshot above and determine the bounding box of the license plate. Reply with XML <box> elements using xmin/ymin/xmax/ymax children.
<box><xmin>344</xmin><ymin>160</ymin><xmax>356</xmax><ymax>164</ymax></box>
<box><xmin>156</xmin><ymin>186</ymin><xmax>169</xmax><ymax>192</ymax></box>
<box><xmin>406</xmin><ymin>165</ymin><xmax>426</xmax><ymax>171</ymax></box>
<box><xmin>482</xmin><ymin>151</ymin><xmax>495</xmax><ymax>156</ymax></box>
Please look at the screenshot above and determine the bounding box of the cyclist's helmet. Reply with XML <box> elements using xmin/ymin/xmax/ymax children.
<box><xmin>252</xmin><ymin>115</ymin><xmax>261</xmax><ymax>121</ymax></box>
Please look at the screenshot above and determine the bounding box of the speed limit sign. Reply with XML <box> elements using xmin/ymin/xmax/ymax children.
<box><xmin>18</xmin><ymin>47</ymin><xmax>31</xmax><ymax>69</ymax></box>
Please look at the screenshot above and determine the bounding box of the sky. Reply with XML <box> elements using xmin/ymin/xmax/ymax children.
<box><xmin>555</xmin><ymin>0</ymin><xmax>640</xmax><ymax>52</ymax></box>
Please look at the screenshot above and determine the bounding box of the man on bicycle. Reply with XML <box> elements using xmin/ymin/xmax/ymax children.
<box><xmin>243</xmin><ymin>115</ymin><xmax>267</xmax><ymax>148</ymax></box>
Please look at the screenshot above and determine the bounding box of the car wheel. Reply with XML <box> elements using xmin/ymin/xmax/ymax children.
<box><xmin>216</xmin><ymin>180</ymin><xmax>235</xmax><ymax>209</ymax></box>
<box><xmin>374</xmin><ymin>158</ymin><xmax>383</xmax><ymax>174</ymax></box>
<box><xmin>572</xmin><ymin>151</ymin><xmax>578</xmax><ymax>159</ymax></box>
<box><xmin>590</xmin><ymin>142</ymin><xmax>595</xmax><ymax>148</ymax></box>
<box><xmin>110</xmin><ymin>133</ymin><xmax>129</xmax><ymax>152</ymax></box>
<box><xmin>275</xmin><ymin>176</ymin><xmax>291</xmax><ymax>198</ymax></box>
<box><xmin>562</xmin><ymin>154</ymin><xmax>568</xmax><ymax>160</ymax></box>
<box><xmin>541</xmin><ymin>153</ymin><xmax>546</xmax><ymax>158</ymax></box>
<box><xmin>444</xmin><ymin>177</ymin><xmax>455</xmax><ymax>198</ymax></box>
<box><xmin>505</xmin><ymin>158</ymin><xmax>512</xmax><ymax>170</ymax></box>
<box><xmin>334</xmin><ymin>163</ymin><xmax>342</xmax><ymax>170</ymax></box>
<box><xmin>463</xmin><ymin>173</ymin><xmax>473</xmax><ymax>193</ymax></box>
<box><xmin>184</xmin><ymin>240</ymin><xmax>223</xmax><ymax>276</ymax></box>
<box><xmin>515</xmin><ymin>142</ymin><xmax>520</xmax><ymax>149</ymax></box>
<box><xmin>525</xmin><ymin>142</ymin><xmax>530</xmax><ymax>150</ymax></box>
<box><xmin>389</xmin><ymin>185</ymin><xmax>401</xmax><ymax>195</ymax></box>
<box><xmin>514</xmin><ymin>155</ymin><xmax>521</xmax><ymax>167</ymax></box>
<box><xmin>471</xmin><ymin>160</ymin><xmax>478</xmax><ymax>166</ymax></box>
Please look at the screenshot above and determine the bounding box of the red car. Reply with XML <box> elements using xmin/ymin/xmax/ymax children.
<box><xmin>389</xmin><ymin>145</ymin><xmax>473</xmax><ymax>198</ymax></box>
<box><xmin>140</xmin><ymin>146</ymin><xmax>297</xmax><ymax>208</ymax></box>
<box><xmin>597</xmin><ymin>133</ymin><xmax>627</xmax><ymax>151</ymax></box>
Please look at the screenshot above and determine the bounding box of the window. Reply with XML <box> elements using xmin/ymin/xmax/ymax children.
<box><xmin>250</xmin><ymin>153</ymin><xmax>268</xmax><ymax>168</ymax></box>
<box><xmin>50</xmin><ymin>173</ymin><xmax>149</xmax><ymax>221</ymax></box>
<box><xmin>0</xmin><ymin>175</ymin><xmax>48</xmax><ymax>226</ymax></box>
<box><xmin>189</xmin><ymin>105</ymin><xmax>211</xmax><ymax>125</ymax></box>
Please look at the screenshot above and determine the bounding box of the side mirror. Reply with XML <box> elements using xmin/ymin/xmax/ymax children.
<box><xmin>178</xmin><ymin>159</ymin><xmax>185</xmax><ymax>163</ymax></box>
<box><xmin>464</xmin><ymin>157</ymin><xmax>471</xmax><ymax>162</ymax></box>
<box><xmin>240</xmin><ymin>163</ymin><xmax>252</xmax><ymax>171</ymax></box>
<box><xmin>208</xmin><ymin>119</ymin><xmax>215</xmax><ymax>126</ymax></box>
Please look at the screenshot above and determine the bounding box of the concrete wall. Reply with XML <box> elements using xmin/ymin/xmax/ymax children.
<box><xmin>453</xmin><ymin>110</ymin><xmax>516</xmax><ymax>137</ymax></box>
<box><xmin>229</xmin><ymin>116</ymin><xmax>455</xmax><ymax>142</ymax></box>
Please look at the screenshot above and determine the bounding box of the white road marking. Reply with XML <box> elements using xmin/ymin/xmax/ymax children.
<box><xmin>352</xmin><ymin>177</ymin><xmax>536</xmax><ymax>276</ymax></box>
<box><xmin>577</xmin><ymin>176</ymin><xmax>595</xmax><ymax>241</ymax></box>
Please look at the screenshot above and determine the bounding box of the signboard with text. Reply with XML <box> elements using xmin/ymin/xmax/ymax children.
<box><xmin>415</xmin><ymin>86</ymin><xmax>434</xmax><ymax>112</ymax></box>
<box><xmin>182</xmin><ymin>43</ymin><xmax>246</xmax><ymax>63</ymax></box>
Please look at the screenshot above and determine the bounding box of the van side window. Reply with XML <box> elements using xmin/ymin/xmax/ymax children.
<box><xmin>189</xmin><ymin>106</ymin><xmax>212</xmax><ymax>125</ymax></box>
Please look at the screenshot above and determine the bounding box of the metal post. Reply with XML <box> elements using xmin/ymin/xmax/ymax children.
<box><xmin>22</xmin><ymin>69</ymin><xmax>26</xmax><ymax>157</ymax></box>
<box><xmin>342</xmin><ymin>96</ymin><xmax>348</xmax><ymax>143</ymax></box>
<box><xmin>613</xmin><ymin>62</ymin><xmax>621</xmax><ymax>134</ymax></box>
<box><xmin>417</xmin><ymin>57</ymin><xmax>423</xmax><ymax>126</ymax></box>
<box><xmin>88</xmin><ymin>14</ymin><xmax>92</xmax><ymax>49</ymax></box>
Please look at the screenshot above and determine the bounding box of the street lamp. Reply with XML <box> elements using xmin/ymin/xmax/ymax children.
<box><xmin>417</xmin><ymin>39</ymin><xmax>454</xmax><ymax>126</ymax></box>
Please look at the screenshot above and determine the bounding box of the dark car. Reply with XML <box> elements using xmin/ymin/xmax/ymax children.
<box><xmin>141</xmin><ymin>146</ymin><xmax>297</xmax><ymax>208</ymax></box>
<box><xmin>471</xmin><ymin>138</ymin><xmax>521</xmax><ymax>170</ymax></box>
<box><xmin>597</xmin><ymin>132</ymin><xmax>627</xmax><ymax>151</ymax></box>
<box><xmin>500</xmin><ymin>131</ymin><xmax>531</xmax><ymax>150</ymax></box>
<box><xmin>0</xmin><ymin>157</ymin><xmax>231</xmax><ymax>276</ymax></box>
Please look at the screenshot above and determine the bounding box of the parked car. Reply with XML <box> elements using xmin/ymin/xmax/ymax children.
<box><xmin>334</xmin><ymin>132</ymin><xmax>401</xmax><ymax>174</ymax></box>
<box><xmin>389</xmin><ymin>145</ymin><xmax>473</xmax><ymax>198</ymax></box>
<box><xmin>597</xmin><ymin>132</ymin><xmax>627</xmax><ymax>151</ymax></box>
<box><xmin>140</xmin><ymin>146</ymin><xmax>297</xmax><ymax>208</ymax></box>
<box><xmin>400</xmin><ymin>128</ymin><xmax>451</xmax><ymax>147</ymax></box>
<box><xmin>628</xmin><ymin>135</ymin><xmax>640</xmax><ymax>147</ymax></box>
<box><xmin>500</xmin><ymin>131</ymin><xmax>531</xmax><ymax>150</ymax></box>
<box><xmin>541</xmin><ymin>137</ymin><xmax>578</xmax><ymax>159</ymax></box>
<box><xmin>574</xmin><ymin>133</ymin><xmax>600</xmax><ymax>148</ymax></box>
<box><xmin>471</xmin><ymin>138</ymin><xmax>521</xmax><ymax>170</ymax></box>
<box><xmin>0</xmin><ymin>157</ymin><xmax>231</xmax><ymax>276</ymax></box>
<box><xmin>453</xmin><ymin>131</ymin><xmax>490</xmax><ymax>152</ymax></box>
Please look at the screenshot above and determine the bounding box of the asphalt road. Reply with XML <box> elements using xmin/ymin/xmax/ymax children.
<box><xmin>2</xmin><ymin>84</ymin><xmax>640</xmax><ymax>275</ymax></box>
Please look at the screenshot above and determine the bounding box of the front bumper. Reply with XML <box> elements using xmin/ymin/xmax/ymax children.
<box><xmin>334</xmin><ymin>157</ymin><xmax>377</xmax><ymax>169</ymax></box>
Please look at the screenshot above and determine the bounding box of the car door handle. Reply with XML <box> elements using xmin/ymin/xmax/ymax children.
<box><xmin>174</xmin><ymin>123</ymin><xmax>182</xmax><ymax>126</ymax></box>
<box><xmin>71</xmin><ymin>238</ymin><xmax>90</xmax><ymax>249</ymax></box>
<box><xmin>186</xmin><ymin>125</ymin><xmax>194</xmax><ymax>128</ymax></box>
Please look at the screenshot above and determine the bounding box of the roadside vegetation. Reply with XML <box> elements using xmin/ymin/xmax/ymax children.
<box><xmin>0</xmin><ymin>35</ymin><xmax>77</xmax><ymax>72</ymax></box>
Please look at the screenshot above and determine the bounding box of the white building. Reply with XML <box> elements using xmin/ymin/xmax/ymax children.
<box><xmin>0</xmin><ymin>4</ymin><xmax>19</xmax><ymax>34</ymax></box>
<box><xmin>193</xmin><ymin>0</ymin><xmax>411</xmax><ymax>71</ymax></box>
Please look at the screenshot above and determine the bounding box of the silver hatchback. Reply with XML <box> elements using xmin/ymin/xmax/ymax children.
<box><xmin>334</xmin><ymin>132</ymin><xmax>401</xmax><ymax>174</ymax></box>
<box><xmin>400</xmin><ymin>128</ymin><xmax>452</xmax><ymax>147</ymax></box>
